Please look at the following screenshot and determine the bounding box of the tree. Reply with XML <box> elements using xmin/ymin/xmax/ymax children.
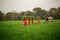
<box><xmin>41</xmin><ymin>9</ymin><xmax>48</xmax><ymax>19</ymax></box>
<box><xmin>15</xmin><ymin>13</ymin><xmax>21</xmax><ymax>20</ymax></box>
<box><xmin>33</xmin><ymin>7</ymin><xmax>45</xmax><ymax>19</ymax></box>
<box><xmin>56</xmin><ymin>7</ymin><xmax>60</xmax><ymax>19</ymax></box>
<box><xmin>20</xmin><ymin>11</ymin><xmax>25</xmax><ymax>16</ymax></box>
<box><xmin>6</xmin><ymin>12</ymin><xmax>14</xmax><ymax>20</ymax></box>
<box><xmin>0</xmin><ymin>11</ymin><xmax>4</xmax><ymax>21</ymax></box>
<box><xmin>48</xmin><ymin>8</ymin><xmax>57</xmax><ymax>19</ymax></box>
<box><xmin>33</xmin><ymin>7</ymin><xmax>42</xmax><ymax>14</ymax></box>
<box><xmin>25</xmin><ymin>11</ymin><xmax>34</xmax><ymax>16</ymax></box>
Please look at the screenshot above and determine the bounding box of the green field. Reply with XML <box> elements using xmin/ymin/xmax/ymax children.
<box><xmin>0</xmin><ymin>20</ymin><xmax>60</xmax><ymax>40</ymax></box>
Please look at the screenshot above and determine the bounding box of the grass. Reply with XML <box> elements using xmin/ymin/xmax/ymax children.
<box><xmin>0</xmin><ymin>20</ymin><xmax>60</xmax><ymax>40</ymax></box>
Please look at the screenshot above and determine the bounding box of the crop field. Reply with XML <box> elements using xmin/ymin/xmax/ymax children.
<box><xmin>0</xmin><ymin>20</ymin><xmax>60</xmax><ymax>40</ymax></box>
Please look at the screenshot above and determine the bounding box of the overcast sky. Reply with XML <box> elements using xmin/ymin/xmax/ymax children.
<box><xmin>0</xmin><ymin>0</ymin><xmax>60</xmax><ymax>13</ymax></box>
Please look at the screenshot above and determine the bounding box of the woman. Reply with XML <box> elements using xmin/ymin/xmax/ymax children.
<box><xmin>38</xmin><ymin>18</ymin><xmax>40</xmax><ymax>24</ymax></box>
<box><xmin>45</xmin><ymin>17</ymin><xmax>48</xmax><ymax>23</ymax></box>
<box><xmin>28</xmin><ymin>18</ymin><xmax>30</xmax><ymax>25</ymax></box>
<box><xmin>32</xmin><ymin>18</ymin><xmax>34</xmax><ymax>24</ymax></box>
<box><xmin>23</xmin><ymin>18</ymin><xmax>27</xmax><ymax>26</ymax></box>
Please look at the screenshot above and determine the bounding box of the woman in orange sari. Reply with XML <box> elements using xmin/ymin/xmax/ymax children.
<box><xmin>38</xmin><ymin>18</ymin><xmax>40</xmax><ymax>24</ymax></box>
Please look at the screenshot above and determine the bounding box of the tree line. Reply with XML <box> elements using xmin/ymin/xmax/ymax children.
<box><xmin>0</xmin><ymin>7</ymin><xmax>60</xmax><ymax>21</ymax></box>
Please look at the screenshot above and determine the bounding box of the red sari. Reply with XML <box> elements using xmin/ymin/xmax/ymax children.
<box><xmin>23</xmin><ymin>19</ymin><xmax>27</xmax><ymax>26</ymax></box>
<box><xmin>28</xmin><ymin>18</ymin><xmax>30</xmax><ymax>25</ymax></box>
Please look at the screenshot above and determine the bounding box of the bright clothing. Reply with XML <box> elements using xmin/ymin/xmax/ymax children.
<box><xmin>38</xmin><ymin>19</ymin><xmax>40</xmax><ymax>24</ymax></box>
<box><xmin>28</xmin><ymin>19</ymin><xmax>30</xmax><ymax>25</ymax></box>
<box><xmin>23</xmin><ymin>19</ymin><xmax>27</xmax><ymax>26</ymax></box>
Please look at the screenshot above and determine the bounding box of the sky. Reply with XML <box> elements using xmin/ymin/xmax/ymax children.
<box><xmin>0</xmin><ymin>0</ymin><xmax>60</xmax><ymax>13</ymax></box>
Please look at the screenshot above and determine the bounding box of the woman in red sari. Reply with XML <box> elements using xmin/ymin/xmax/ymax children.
<box><xmin>23</xmin><ymin>18</ymin><xmax>27</xmax><ymax>26</ymax></box>
<box><xmin>28</xmin><ymin>18</ymin><xmax>30</xmax><ymax>25</ymax></box>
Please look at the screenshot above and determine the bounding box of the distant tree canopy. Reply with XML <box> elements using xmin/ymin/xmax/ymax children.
<box><xmin>0</xmin><ymin>11</ymin><xmax>4</xmax><ymax>21</ymax></box>
<box><xmin>56</xmin><ymin>7</ymin><xmax>60</xmax><ymax>19</ymax></box>
<box><xmin>33</xmin><ymin>7</ymin><xmax>47</xmax><ymax>19</ymax></box>
<box><xmin>0</xmin><ymin>7</ymin><xmax>60</xmax><ymax>21</ymax></box>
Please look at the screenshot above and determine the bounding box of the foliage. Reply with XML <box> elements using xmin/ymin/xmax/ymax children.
<box><xmin>0</xmin><ymin>7</ymin><xmax>60</xmax><ymax>21</ymax></box>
